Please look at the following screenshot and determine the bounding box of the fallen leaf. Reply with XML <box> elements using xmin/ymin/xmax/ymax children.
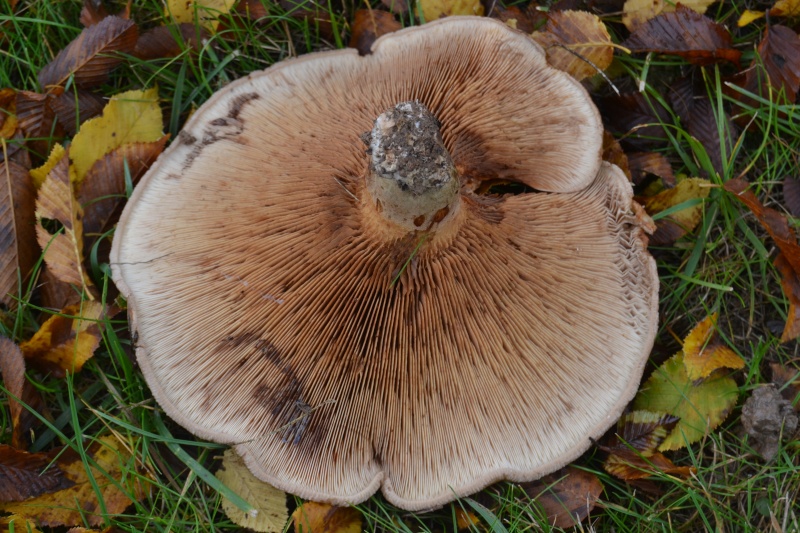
<box><xmin>487</xmin><ymin>3</ymin><xmax>545</xmax><ymax>33</ymax></box>
<box><xmin>0</xmin><ymin>337</ymin><xmax>46</xmax><ymax>449</ymax></box>
<box><xmin>235</xmin><ymin>0</ymin><xmax>271</xmax><ymax>19</ymax></box>
<box><xmin>734</xmin><ymin>25</ymin><xmax>800</xmax><ymax>106</ymax></box>
<box><xmin>80</xmin><ymin>0</ymin><xmax>110</xmax><ymax>27</ymax></box>
<box><xmin>133</xmin><ymin>24</ymin><xmax>208</xmax><ymax>60</ymax></box>
<box><xmin>39</xmin><ymin>265</ymin><xmax>83</xmax><ymax>311</ymax></box>
<box><xmin>601</xmin><ymin>132</ymin><xmax>631</xmax><ymax>181</ymax></box>
<box><xmin>599</xmin><ymin>92</ymin><xmax>672</xmax><ymax>151</ymax></box>
<box><xmin>69</xmin><ymin>87</ymin><xmax>163</xmax><ymax>187</ymax></box>
<box><xmin>737</xmin><ymin>9</ymin><xmax>764</xmax><ymax>27</ymax></box>
<box><xmin>725</xmin><ymin>178</ymin><xmax>800</xmax><ymax>341</ymax></box>
<box><xmin>0</xmin><ymin>515</ymin><xmax>43</xmax><ymax>532</ymax></box>
<box><xmin>292</xmin><ymin>502</ymin><xmax>362</xmax><ymax>533</ymax></box>
<box><xmin>79</xmin><ymin>136</ymin><xmax>169</xmax><ymax>242</ymax></box>
<box><xmin>1</xmin><ymin>158</ymin><xmax>37</xmax><ymax>308</ymax></box>
<box><xmin>349</xmin><ymin>9</ymin><xmax>401</xmax><ymax>56</ymax></box>
<box><xmin>623</xmin><ymin>6</ymin><xmax>741</xmax><ymax>66</ymax></box>
<box><xmin>634</xmin><ymin>352</ymin><xmax>739</xmax><ymax>451</ymax></box>
<box><xmin>167</xmin><ymin>0</ymin><xmax>237</xmax><ymax>31</ymax></box>
<box><xmin>0</xmin><ymin>89</ymin><xmax>17</xmax><ymax>140</ymax></box>
<box><xmin>15</xmin><ymin>91</ymin><xmax>62</xmax><ymax>154</ymax></box>
<box><xmin>639</xmin><ymin>177</ymin><xmax>710</xmax><ymax>245</ymax></box>
<box><xmin>454</xmin><ymin>508</ymin><xmax>479</xmax><ymax>530</ymax></box>
<box><xmin>29</xmin><ymin>143</ymin><xmax>67</xmax><ymax>189</ymax></box>
<box><xmin>0</xmin><ymin>436</ymin><xmax>149</xmax><ymax>527</ymax></box>
<box><xmin>622</xmin><ymin>0</ymin><xmax>716</xmax><ymax>31</ymax></box>
<box><xmin>416</xmin><ymin>0</ymin><xmax>483</xmax><ymax>21</ymax></box>
<box><xmin>20</xmin><ymin>301</ymin><xmax>107</xmax><ymax>376</ymax></box>
<box><xmin>215</xmin><ymin>448</ymin><xmax>288</xmax><ymax>532</ymax></box>
<box><xmin>604</xmin><ymin>448</ymin><xmax>694</xmax><ymax>482</ymax></box>
<box><xmin>682</xmin><ymin>314</ymin><xmax>745</xmax><ymax>380</ymax></box>
<box><xmin>380</xmin><ymin>0</ymin><xmax>408</xmax><ymax>15</ymax></box>
<box><xmin>48</xmin><ymin>90</ymin><xmax>106</xmax><ymax>137</ymax></box>
<box><xmin>38</xmin><ymin>16</ymin><xmax>138</xmax><ymax>91</ymax></box>
<box><xmin>34</xmin><ymin>156</ymin><xmax>94</xmax><ymax>296</ymax></box>
<box><xmin>0</xmin><ymin>445</ymin><xmax>74</xmax><ymax>501</ymax></box>
<box><xmin>739</xmin><ymin>0</ymin><xmax>800</xmax><ymax>26</ymax></box>
<box><xmin>741</xmin><ymin>385</ymin><xmax>798</xmax><ymax>461</ymax></box>
<box><xmin>520</xmin><ymin>465</ymin><xmax>603</xmax><ymax>528</ymax></box>
<box><xmin>532</xmin><ymin>10</ymin><xmax>613</xmax><ymax>81</ymax></box>
<box><xmin>770</xmin><ymin>362</ymin><xmax>800</xmax><ymax>411</ymax></box>
<box><xmin>782</xmin><ymin>176</ymin><xmax>800</xmax><ymax>217</ymax></box>
<box><xmin>627</xmin><ymin>152</ymin><xmax>675</xmax><ymax>187</ymax></box>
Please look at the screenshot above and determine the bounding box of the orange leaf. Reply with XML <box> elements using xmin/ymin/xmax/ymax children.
<box><xmin>20</xmin><ymin>301</ymin><xmax>107</xmax><ymax>377</ymax></box>
<box><xmin>682</xmin><ymin>314</ymin><xmax>745</xmax><ymax>380</ymax></box>
<box><xmin>292</xmin><ymin>502</ymin><xmax>362</xmax><ymax>533</ymax></box>
<box><xmin>349</xmin><ymin>10</ymin><xmax>402</xmax><ymax>56</ymax></box>
<box><xmin>520</xmin><ymin>466</ymin><xmax>604</xmax><ymax>528</ymax></box>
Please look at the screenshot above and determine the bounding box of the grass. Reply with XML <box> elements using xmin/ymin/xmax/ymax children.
<box><xmin>1</xmin><ymin>0</ymin><xmax>799</xmax><ymax>531</ymax></box>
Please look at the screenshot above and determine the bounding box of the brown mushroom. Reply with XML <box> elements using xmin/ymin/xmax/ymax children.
<box><xmin>110</xmin><ymin>17</ymin><xmax>658</xmax><ymax>510</ymax></box>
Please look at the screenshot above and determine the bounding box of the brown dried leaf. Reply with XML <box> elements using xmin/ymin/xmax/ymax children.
<box><xmin>49</xmin><ymin>90</ymin><xmax>106</xmax><ymax>137</ymax></box>
<box><xmin>604</xmin><ymin>450</ymin><xmax>694</xmax><ymax>481</ymax></box>
<box><xmin>38</xmin><ymin>16</ymin><xmax>138</xmax><ymax>91</ymax></box>
<box><xmin>774</xmin><ymin>254</ymin><xmax>800</xmax><ymax>342</ymax></box>
<box><xmin>0</xmin><ymin>445</ymin><xmax>74</xmax><ymax>501</ymax></box>
<box><xmin>235</xmin><ymin>0</ymin><xmax>270</xmax><ymax>19</ymax></box>
<box><xmin>133</xmin><ymin>24</ymin><xmax>208</xmax><ymax>60</ymax></box>
<box><xmin>735</xmin><ymin>25</ymin><xmax>800</xmax><ymax>106</ymax></box>
<box><xmin>349</xmin><ymin>10</ymin><xmax>401</xmax><ymax>56</ymax></box>
<box><xmin>682</xmin><ymin>313</ymin><xmax>745</xmax><ymax>380</ymax></box>
<box><xmin>380</xmin><ymin>0</ymin><xmax>407</xmax><ymax>14</ymax></box>
<box><xmin>0</xmin><ymin>89</ymin><xmax>17</xmax><ymax>140</ymax></box>
<box><xmin>292</xmin><ymin>502</ymin><xmax>362</xmax><ymax>533</ymax></box>
<box><xmin>79</xmin><ymin>136</ymin><xmax>168</xmax><ymax>242</ymax></box>
<box><xmin>80</xmin><ymin>0</ymin><xmax>109</xmax><ymax>27</ymax></box>
<box><xmin>623</xmin><ymin>6</ymin><xmax>741</xmax><ymax>66</ymax></box>
<box><xmin>520</xmin><ymin>466</ymin><xmax>603</xmax><ymax>528</ymax></box>
<box><xmin>15</xmin><ymin>90</ymin><xmax>60</xmax><ymax>145</ymax></box>
<box><xmin>487</xmin><ymin>4</ymin><xmax>545</xmax><ymax>33</ymax></box>
<box><xmin>0</xmin><ymin>337</ymin><xmax>46</xmax><ymax>449</ymax></box>
<box><xmin>532</xmin><ymin>10</ymin><xmax>613</xmax><ymax>81</ymax></box>
<box><xmin>1</xmin><ymin>159</ymin><xmax>37</xmax><ymax>308</ymax></box>
<box><xmin>0</xmin><ymin>436</ymin><xmax>149</xmax><ymax>527</ymax></box>
<box><xmin>35</xmin><ymin>156</ymin><xmax>94</xmax><ymax>297</ymax></box>
<box><xmin>628</xmin><ymin>152</ymin><xmax>675</xmax><ymax>187</ymax></box>
<box><xmin>622</xmin><ymin>0</ymin><xmax>716</xmax><ymax>31</ymax></box>
<box><xmin>599</xmin><ymin>92</ymin><xmax>672</xmax><ymax>151</ymax></box>
<box><xmin>280</xmin><ymin>0</ymin><xmax>335</xmax><ymax>41</ymax></box>
<box><xmin>20</xmin><ymin>301</ymin><xmax>107</xmax><ymax>377</ymax></box>
<box><xmin>783</xmin><ymin>176</ymin><xmax>800</xmax><ymax>217</ymax></box>
<box><xmin>39</xmin><ymin>265</ymin><xmax>82</xmax><ymax>311</ymax></box>
<box><xmin>601</xmin><ymin>131</ymin><xmax>631</xmax><ymax>181</ymax></box>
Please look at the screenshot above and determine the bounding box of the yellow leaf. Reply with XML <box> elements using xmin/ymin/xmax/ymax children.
<box><xmin>20</xmin><ymin>301</ymin><xmax>106</xmax><ymax>376</ymax></box>
<box><xmin>622</xmin><ymin>0</ymin><xmax>716</xmax><ymax>31</ymax></box>
<box><xmin>0</xmin><ymin>88</ymin><xmax>18</xmax><ymax>140</ymax></box>
<box><xmin>69</xmin><ymin>87</ymin><xmax>163</xmax><ymax>187</ymax></box>
<box><xmin>292</xmin><ymin>502</ymin><xmax>362</xmax><ymax>533</ymax></box>
<box><xmin>35</xmin><ymin>155</ymin><xmax>94</xmax><ymax>296</ymax></box>
<box><xmin>773</xmin><ymin>0</ymin><xmax>800</xmax><ymax>17</ymax></box>
<box><xmin>531</xmin><ymin>10</ymin><xmax>614</xmax><ymax>81</ymax></box>
<box><xmin>0</xmin><ymin>436</ymin><xmax>149</xmax><ymax>527</ymax></box>
<box><xmin>29</xmin><ymin>143</ymin><xmax>66</xmax><ymax>189</ymax></box>
<box><xmin>0</xmin><ymin>515</ymin><xmax>43</xmax><ymax>532</ymax></box>
<box><xmin>417</xmin><ymin>0</ymin><xmax>483</xmax><ymax>21</ymax></box>
<box><xmin>215</xmin><ymin>449</ymin><xmax>289</xmax><ymax>533</ymax></box>
<box><xmin>167</xmin><ymin>0</ymin><xmax>237</xmax><ymax>31</ymax></box>
<box><xmin>737</xmin><ymin>9</ymin><xmax>765</xmax><ymax>27</ymax></box>
<box><xmin>682</xmin><ymin>314</ymin><xmax>745</xmax><ymax>380</ymax></box>
<box><xmin>639</xmin><ymin>177</ymin><xmax>710</xmax><ymax>245</ymax></box>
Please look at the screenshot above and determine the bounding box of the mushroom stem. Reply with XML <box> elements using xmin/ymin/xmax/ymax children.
<box><xmin>364</xmin><ymin>101</ymin><xmax>460</xmax><ymax>232</ymax></box>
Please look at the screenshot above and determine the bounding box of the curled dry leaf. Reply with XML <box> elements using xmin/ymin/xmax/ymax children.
<box><xmin>0</xmin><ymin>337</ymin><xmax>46</xmax><ymax>449</ymax></box>
<box><xmin>292</xmin><ymin>502</ymin><xmax>362</xmax><ymax>533</ymax></box>
<box><xmin>741</xmin><ymin>385</ymin><xmax>798</xmax><ymax>461</ymax></box>
<box><xmin>133</xmin><ymin>23</ymin><xmax>208</xmax><ymax>60</ymax></box>
<box><xmin>38</xmin><ymin>16</ymin><xmax>138</xmax><ymax>91</ymax></box>
<box><xmin>215</xmin><ymin>449</ymin><xmax>289</xmax><ymax>532</ymax></box>
<box><xmin>622</xmin><ymin>0</ymin><xmax>716</xmax><ymax>31</ymax></box>
<box><xmin>639</xmin><ymin>177</ymin><xmax>710</xmax><ymax>246</ymax></box>
<box><xmin>0</xmin><ymin>436</ymin><xmax>149</xmax><ymax>527</ymax></box>
<box><xmin>34</xmin><ymin>156</ymin><xmax>94</xmax><ymax>296</ymax></box>
<box><xmin>724</xmin><ymin>178</ymin><xmax>800</xmax><ymax>341</ymax></box>
<box><xmin>19</xmin><ymin>301</ymin><xmax>107</xmax><ymax>377</ymax></box>
<box><xmin>1</xmin><ymin>158</ymin><xmax>37</xmax><ymax>308</ymax></box>
<box><xmin>69</xmin><ymin>87</ymin><xmax>163</xmax><ymax>187</ymax></box>
<box><xmin>349</xmin><ymin>10</ymin><xmax>402</xmax><ymax>56</ymax></box>
<box><xmin>519</xmin><ymin>465</ymin><xmax>604</xmax><ymax>528</ymax></box>
<box><xmin>0</xmin><ymin>445</ymin><xmax>74</xmax><ymax>502</ymax></box>
<box><xmin>633</xmin><ymin>352</ymin><xmax>739</xmax><ymax>451</ymax></box>
<box><xmin>623</xmin><ymin>6</ymin><xmax>741</xmax><ymax>66</ymax></box>
<box><xmin>531</xmin><ymin>10</ymin><xmax>613</xmax><ymax>82</ymax></box>
<box><xmin>416</xmin><ymin>0</ymin><xmax>483</xmax><ymax>21</ymax></box>
<box><xmin>627</xmin><ymin>152</ymin><xmax>674</xmax><ymax>187</ymax></box>
<box><xmin>682</xmin><ymin>314</ymin><xmax>745</xmax><ymax>380</ymax></box>
<box><xmin>167</xmin><ymin>0</ymin><xmax>237</xmax><ymax>31</ymax></box>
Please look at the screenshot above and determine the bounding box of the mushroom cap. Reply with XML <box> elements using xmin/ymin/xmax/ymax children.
<box><xmin>111</xmin><ymin>18</ymin><xmax>658</xmax><ymax>510</ymax></box>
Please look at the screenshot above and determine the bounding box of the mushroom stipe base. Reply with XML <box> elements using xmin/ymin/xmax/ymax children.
<box><xmin>111</xmin><ymin>17</ymin><xmax>658</xmax><ymax>511</ymax></box>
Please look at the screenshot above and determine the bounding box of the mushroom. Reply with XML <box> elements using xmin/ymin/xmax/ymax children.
<box><xmin>110</xmin><ymin>17</ymin><xmax>658</xmax><ymax>510</ymax></box>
